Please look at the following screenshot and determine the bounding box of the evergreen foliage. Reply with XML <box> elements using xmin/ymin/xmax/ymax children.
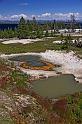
<box><xmin>0</xmin><ymin>17</ymin><xmax>81</xmax><ymax>39</ymax></box>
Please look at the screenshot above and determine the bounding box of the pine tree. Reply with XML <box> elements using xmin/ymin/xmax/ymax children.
<box><xmin>17</xmin><ymin>17</ymin><xmax>29</xmax><ymax>39</ymax></box>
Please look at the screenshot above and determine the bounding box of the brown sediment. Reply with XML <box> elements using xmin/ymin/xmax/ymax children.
<box><xmin>20</xmin><ymin>61</ymin><xmax>55</xmax><ymax>71</ymax></box>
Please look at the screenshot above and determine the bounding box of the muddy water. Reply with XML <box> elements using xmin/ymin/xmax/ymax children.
<box><xmin>32</xmin><ymin>74</ymin><xmax>82</xmax><ymax>98</ymax></box>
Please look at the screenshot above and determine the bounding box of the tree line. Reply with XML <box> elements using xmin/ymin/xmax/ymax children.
<box><xmin>0</xmin><ymin>17</ymin><xmax>55</xmax><ymax>39</ymax></box>
<box><xmin>0</xmin><ymin>17</ymin><xmax>80</xmax><ymax>39</ymax></box>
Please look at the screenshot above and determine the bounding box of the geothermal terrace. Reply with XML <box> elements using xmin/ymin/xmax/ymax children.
<box><xmin>0</xmin><ymin>50</ymin><xmax>82</xmax><ymax>83</ymax></box>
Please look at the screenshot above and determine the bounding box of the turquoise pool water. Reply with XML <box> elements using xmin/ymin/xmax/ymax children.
<box><xmin>32</xmin><ymin>74</ymin><xmax>82</xmax><ymax>98</ymax></box>
<box><xmin>9</xmin><ymin>55</ymin><xmax>46</xmax><ymax>67</ymax></box>
<box><xmin>9</xmin><ymin>55</ymin><xmax>82</xmax><ymax>98</ymax></box>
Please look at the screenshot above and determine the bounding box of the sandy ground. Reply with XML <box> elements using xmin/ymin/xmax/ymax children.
<box><xmin>0</xmin><ymin>50</ymin><xmax>82</xmax><ymax>83</ymax></box>
<box><xmin>2</xmin><ymin>38</ymin><xmax>42</xmax><ymax>44</ymax></box>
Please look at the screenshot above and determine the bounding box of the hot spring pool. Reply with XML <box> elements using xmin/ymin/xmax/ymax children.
<box><xmin>9</xmin><ymin>55</ymin><xmax>46</xmax><ymax>67</ymax></box>
<box><xmin>32</xmin><ymin>74</ymin><xmax>82</xmax><ymax>98</ymax></box>
<box><xmin>9</xmin><ymin>54</ymin><xmax>82</xmax><ymax>98</ymax></box>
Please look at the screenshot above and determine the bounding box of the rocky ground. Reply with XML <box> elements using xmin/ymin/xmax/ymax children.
<box><xmin>0</xmin><ymin>59</ymin><xmax>64</xmax><ymax>124</ymax></box>
<box><xmin>0</xmin><ymin>58</ymin><xmax>82</xmax><ymax>124</ymax></box>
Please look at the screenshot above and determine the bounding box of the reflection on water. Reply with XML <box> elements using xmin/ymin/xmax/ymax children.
<box><xmin>9</xmin><ymin>55</ymin><xmax>45</xmax><ymax>67</ymax></box>
<box><xmin>32</xmin><ymin>74</ymin><xmax>82</xmax><ymax>98</ymax></box>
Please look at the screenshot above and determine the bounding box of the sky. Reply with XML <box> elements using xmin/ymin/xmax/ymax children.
<box><xmin>0</xmin><ymin>0</ymin><xmax>82</xmax><ymax>20</ymax></box>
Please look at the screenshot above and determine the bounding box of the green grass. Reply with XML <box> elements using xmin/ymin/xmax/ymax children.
<box><xmin>0</xmin><ymin>37</ymin><xmax>82</xmax><ymax>54</ymax></box>
<box><xmin>10</xmin><ymin>70</ymin><xmax>29</xmax><ymax>88</ymax></box>
<box><xmin>0</xmin><ymin>39</ymin><xmax>60</xmax><ymax>54</ymax></box>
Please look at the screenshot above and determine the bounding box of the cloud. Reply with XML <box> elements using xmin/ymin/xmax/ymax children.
<box><xmin>36</xmin><ymin>12</ymin><xmax>80</xmax><ymax>20</ymax></box>
<box><xmin>37</xmin><ymin>13</ymin><xmax>51</xmax><ymax>18</ymax></box>
<box><xmin>0</xmin><ymin>14</ymin><xmax>28</xmax><ymax>20</ymax></box>
<box><xmin>0</xmin><ymin>12</ymin><xmax>81</xmax><ymax>20</ymax></box>
<box><xmin>10</xmin><ymin>14</ymin><xmax>28</xmax><ymax>19</ymax></box>
<box><xmin>54</xmin><ymin>12</ymin><xmax>79</xmax><ymax>18</ymax></box>
<box><xmin>41</xmin><ymin>13</ymin><xmax>51</xmax><ymax>17</ymax></box>
<box><xmin>19</xmin><ymin>2</ymin><xmax>28</xmax><ymax>6</ymax></box>
<box><xmin>10</xmin><ymin>15</ymin><xmax>19</xmax><ymax>19</ymax></box>
<box><xmin>50</xmin><ymin>12</ymin><xmax>80</xmax><ymax>20</ymax></box>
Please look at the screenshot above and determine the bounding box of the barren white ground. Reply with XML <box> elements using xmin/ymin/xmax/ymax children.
<box><xmin>2</xmin><ymin>39</ymin><xmax>42</xmax><ymax>44</ymax></box>
<box><xmin>1</xmin><ymin>50</ymin><xmax>82</xmax><ymax>83</ymax></box>
<box><xmin>53</xmin><ymin>40</ymin><xmax>63</xmax><ymax>44</ymax></box>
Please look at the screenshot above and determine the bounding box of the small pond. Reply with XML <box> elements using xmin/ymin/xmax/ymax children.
<box><xmin>32</xmin><ymin>74</ymin><xmax>82</xmax><ymax>98</ymax></box>
<box><xmin>9</xmin><ymin>55</ymin><xmax>46</xmax><ymax>67</ymax></box>
<box><xmin>9</xmin><ymin>55</ymin><xmax>82</xmax><ymax>98</ymax></box>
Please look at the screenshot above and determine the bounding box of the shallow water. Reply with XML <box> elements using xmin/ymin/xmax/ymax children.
<box><xmin>32</xmin><ymin>74</ymin><xmax>82</xmax><ymax>98</ymax></box>
<box><xmin>9</xmin><ymin>55</ymin><xmax>45</xmax><ymax>67</ymax></box>
<box><xmin>9</xmin><ymin>55</ymin><xmax>82</xmax><ymax>98</ymax></box>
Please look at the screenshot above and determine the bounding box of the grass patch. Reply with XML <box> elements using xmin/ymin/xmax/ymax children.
<box><xmin>0</xmin><ymin>37</ymin><xmax>82</xmax><ymax>54</ymax></box>
<box><xmin>10</xmin><ymin>70</ymin><xmax>29</xmax><ymax>88</ymax></box>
